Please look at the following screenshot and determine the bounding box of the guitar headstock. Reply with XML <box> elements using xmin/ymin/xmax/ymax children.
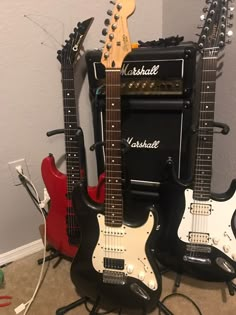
<box><xmin>57</xmin><ymin>17</ymin><xmax>94</xmax><ymax>65</ymax></box>
<box><xmin>198</xmin><ymin>0</ymin><xmax>234</xmax><ymax>51</ymax></box>
<box><xmin>100</xmin><ymin>0</ymin><xmax>136</xmax><ymax>69</ymax></box>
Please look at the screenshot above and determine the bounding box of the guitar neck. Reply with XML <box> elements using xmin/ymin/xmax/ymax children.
<box><xmin>104</xmin><ymin>69</ymin><xmax>123</xmax><ymax>227</ymax></box>
<box><xmin>193</xmin><ymin>49</ymin><xmax>218</xmax><ymax>200</ymax></box>
<box><xmin>61</xmin><ymin>65</ymin><xmax>81</xmax><ymax>194</ymax></box>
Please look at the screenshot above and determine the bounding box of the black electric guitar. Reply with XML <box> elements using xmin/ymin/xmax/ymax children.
<box><xmin>71</xmin><ymin>1</ymin><xmax>161</xmax><ymax>311</ymax></box>
<box><xmin>157</xmin><ymin>0</ymin><xmax>236</xmax><ymax>282</ymax></box>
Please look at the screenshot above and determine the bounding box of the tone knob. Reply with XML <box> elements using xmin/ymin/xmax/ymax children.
<box><xmin>148</xmin><ymin>280</ymin><xmax>156</xmax><ymax>290</ymax></box>
<box><xmin>138</xmin><ymin>271</ymin><xmax>145</xmax><ymax>281</ymax></box>
<box><xmin>127</xmin><ymin>265</ymin><xmax>134</xmax><ymax>274</ymax></box>
<box><xmin>212</xmin><ymin>237</ymin><xmax>220</xmax><ymax>245</ymax></box>
<box><xmin>223</xmin><ymin>245</ymin><xmax>230</xmax><ymax>253</ymax></box>
<box><xmin>232</xmin><ymin>253</ymin><xmax>236</xmax><ymax>261</ymax></box>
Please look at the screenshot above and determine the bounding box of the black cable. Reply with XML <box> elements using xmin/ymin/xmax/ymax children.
<box><xmin>84</xmin><ymin>299</ymin><xmax>120</xmax><ymax>315</ymax></box>
<box><xmin>158</xmin><ymin>293</ymin><xmax>203</xmax><ymax>315</ymax></box>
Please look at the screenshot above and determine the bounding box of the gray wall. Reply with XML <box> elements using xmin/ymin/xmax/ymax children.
<box><xmin>163</xmin><ymin>0</ymin><xmax>236</xmax><ymax>193</ymax></box>
<box><xmin>0</xmin><ymin>0</ymin><xmax>162</xmax><ymax>254</ymax></box>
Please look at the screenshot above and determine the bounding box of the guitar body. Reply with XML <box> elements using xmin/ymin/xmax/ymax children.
<box><xmin>157</xmin><ymin>177</ymin><xmax>236</xmax><ymax>282</ymax></box>
<box><xmin>41</xmin><ymin>154</ymin><xmax>105</xmax><ymax>258</ymax></box>
<box><xmin>71</xmin><ymin>181</ymin><xmax>161</xmax><ymax>312</ymax></box>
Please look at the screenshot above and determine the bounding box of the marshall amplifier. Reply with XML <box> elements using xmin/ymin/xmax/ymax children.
<box><xmin>86</xmin><ymin>42</ymin><xmax>201</xmax><ymax>187</ymax></box>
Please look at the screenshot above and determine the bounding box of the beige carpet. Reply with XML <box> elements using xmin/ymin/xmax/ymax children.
<box><xmin>0</xmin><ymin>250</ymin><xmax>235</xmax><ymax>315</ymax></box>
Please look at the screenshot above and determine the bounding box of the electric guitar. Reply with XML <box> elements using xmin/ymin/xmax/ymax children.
<box><xmin>41</xmin><ymin>18</ymin><xmax>105</xmax><ymax>258</ymax></box>
<box><xmin>70</xmin><ymin>1</ymin><xmax>161</xmax><ymax>311</ymax></box>
<box><xmin>157</xmin><ymin>0</ymin><xmax>236</xmax><ymax>282</ymax></box>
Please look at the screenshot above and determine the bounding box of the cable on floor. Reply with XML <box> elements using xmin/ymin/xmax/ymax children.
<box><xmin>158</xmin><ymin>292</ymin><xmax>203</xmax><ymax>315</ymax></box>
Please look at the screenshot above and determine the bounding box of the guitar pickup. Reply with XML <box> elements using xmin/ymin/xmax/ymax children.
<box><xmin>190</xmin><ymin>203</ymin><xmax>212</xmax><ymax>215</ymax></box>
<box><xmin>104</xmin><ymin>258</ymin><xmax>124</xmax><ymax>270</ymax></box>
<box><xmin>188</xmin><ymin>232</ymin><xmax>210</xmax><ymax>244</ymax></box>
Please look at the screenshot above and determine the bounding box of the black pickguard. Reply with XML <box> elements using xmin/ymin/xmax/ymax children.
<box><xmin>156</xmin><ymin>178</ymin><xmax>236</xmax><ymax>282</ymax></box>
<box><xmin>70</xmin><ymin>180</ymin><xmax>161</xmax><ymax>312</ymax></box>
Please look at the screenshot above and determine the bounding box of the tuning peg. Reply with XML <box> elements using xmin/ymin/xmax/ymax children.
<box><xmin>227</xmin><ymin>30</ymin><xmax>234</xmax><ymax>37</ymax></box>
<box><xmin>200</xmin><ymin>14</ymin><xmax>205</xmax><ymax>21</ymax></box>
<box><xmin>228</xmin><ymin>12</ymin><xmax>234</xmax><ymax>19</ymax></box>
<box><xmin>100</xmin><ymin>39</ymin><xmax>105</xmax><ymax>44</ymax></box>
<box><xmin>104</xmin><ymin>18</ymin><xmax>110</xmax><ymax>26</ymax></box>
<box><xmin>227</xmin><ymin>22</ymin><xmax>234</xmax><ymax>27</ymax></box>
<box><xmin>110</xmin><ymin>0</ymin><xmax>116</xmax><ymax>4</ymax></box>
<box><xmin>107</xmin><ymin>9</ymin><xmax>113</xmax><ymax>16</ymax></box>
<box><xmin>116</xmin><ymin>3</ymin><xmax>122</xmax><ymax>10</ymax></box>
<box><xmin>102</xmin><ymin>28</ymin><xmax>108</xmax><ymax>36</ymax></box>
<box><xmin>205</xmin><ymin>0</ymin><xmax>211</xmax><ymax>3</ymax></box>
<box><xmin>111</xmin><ymin>23</ymin><xmax>117</xmax><ymax>31</ymax></box>
<box><xmin>197</xmin><ymin>24</ymin><xmax>203</xmax><ymax>29</ymax></box>
<box><xmin>202</xmin><ymin>6</ymin><xmax>208</xmax><ymax>13</ymax></box>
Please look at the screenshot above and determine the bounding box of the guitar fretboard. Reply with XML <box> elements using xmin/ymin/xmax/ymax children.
<box><xmin>61</xmin><ymin>66</ymin><xmax>81</xmax><ymax>193</ymax></box>
<box><xmin>105</xmin><ymin>69</ymin><xmax>123</xmax><ymax>227</ymax></box>
<box><xmin>193</xmin><ymin>49</ymin><xmax>218</xmax><ymax>201</ymax></box>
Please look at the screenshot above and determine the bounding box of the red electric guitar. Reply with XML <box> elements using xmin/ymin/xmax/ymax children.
<box><xmin>41</xmin><ymin>18</ymin><xmax>105</xmax><ymax>258</ymax></box>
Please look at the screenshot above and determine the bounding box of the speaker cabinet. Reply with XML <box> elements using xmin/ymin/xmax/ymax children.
<box><xmin>86</xmin><ymin>43</ymin><xmax>201</xmax><ymax>188</ymax></box>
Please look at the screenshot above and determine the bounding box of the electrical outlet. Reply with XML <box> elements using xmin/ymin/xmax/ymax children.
<box><xmin>8</xmin><ymin>159</ymin><xmax>30</xmax><ymax>186</ymax></box>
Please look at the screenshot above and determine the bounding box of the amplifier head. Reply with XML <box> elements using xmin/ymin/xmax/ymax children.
<box><xmin>86</xmin><ymin>42</ymin><xmax>199</xmax><ymax>97</ymax></box>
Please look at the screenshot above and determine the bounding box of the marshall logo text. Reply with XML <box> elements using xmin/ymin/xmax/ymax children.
<box><xmin>121</xmin><ymin>63</ymin><xmax>160</xmax><ymax>76</ymax></box>
<box><xmin>127</xmin><ymin>137</ymin><xmax>160</xmax><ymax>149</ymax></box>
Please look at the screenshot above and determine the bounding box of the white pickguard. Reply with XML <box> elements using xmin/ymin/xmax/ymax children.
<box><xmin>178</xmin><ymin>189</ymin><xmax>236</xmax><ymax>262</ymax></box>
<box><xmin>92</xmin><ymin>212</ymin><xmax>158</xmax><ymax>291</ymax></box>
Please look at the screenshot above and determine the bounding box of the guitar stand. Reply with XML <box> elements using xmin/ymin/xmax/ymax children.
<box><xmin>55</xmin><ymin>295</ymin><xmax>173</xmax><ymax>315</ymax></box>
<box><xmin>37</xmin><ymin>248</ymin><xmax>70</xmax><ymax>269</ymax></box>
<box><xmin>226</xmin><ymin>281</ymin><xmax>236</xmax><ymax>296</ymax></box>
<box><xmin>55</xmin><ymin>296</ymin><xmax>91</xmax><ymax>315</ymax></box>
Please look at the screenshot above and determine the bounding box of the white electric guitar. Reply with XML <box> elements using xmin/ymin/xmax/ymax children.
<box><xmin>158</xmin><ymin>0</ymin><xmax>236</xmax><ymax>282</ymax></box>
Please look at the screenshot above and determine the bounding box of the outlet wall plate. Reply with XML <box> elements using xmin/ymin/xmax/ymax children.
<box><xmin>8</xmin><ymin>159</ymin><xmax>30</xmax><ymax>186</ymax></box>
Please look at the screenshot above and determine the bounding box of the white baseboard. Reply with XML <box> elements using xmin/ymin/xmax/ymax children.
<box><xmin>0</xmin><ymin>239</ymin><xmax>44</xmax><ymax>266</ymax></box>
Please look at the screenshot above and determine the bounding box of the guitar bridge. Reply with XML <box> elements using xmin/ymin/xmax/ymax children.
<box><xmin>103</xmin><ymin>270</ymin><xmax>126</xmax><ymax>285</ymax></box>
<box><xmin>186</xmin><ymin>244</ymin><xmax>212</xmax><ymax>253</ymax></box>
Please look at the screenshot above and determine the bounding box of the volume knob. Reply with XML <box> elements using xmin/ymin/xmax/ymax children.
<box><xmin>127</xmin><ymin>264</ymin><xmax>134</xmax><ymax>274</ymax></box>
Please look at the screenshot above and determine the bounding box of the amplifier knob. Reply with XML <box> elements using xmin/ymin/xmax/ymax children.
<box><xmin>150</xmin><ymin>82</ymin><xmax>155</xmax><ymax>88</ymax></box>
<box><xmin>128</xmin><ymin>82</ymin><xmax>134</xmax><ymax>88</ymax></box>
